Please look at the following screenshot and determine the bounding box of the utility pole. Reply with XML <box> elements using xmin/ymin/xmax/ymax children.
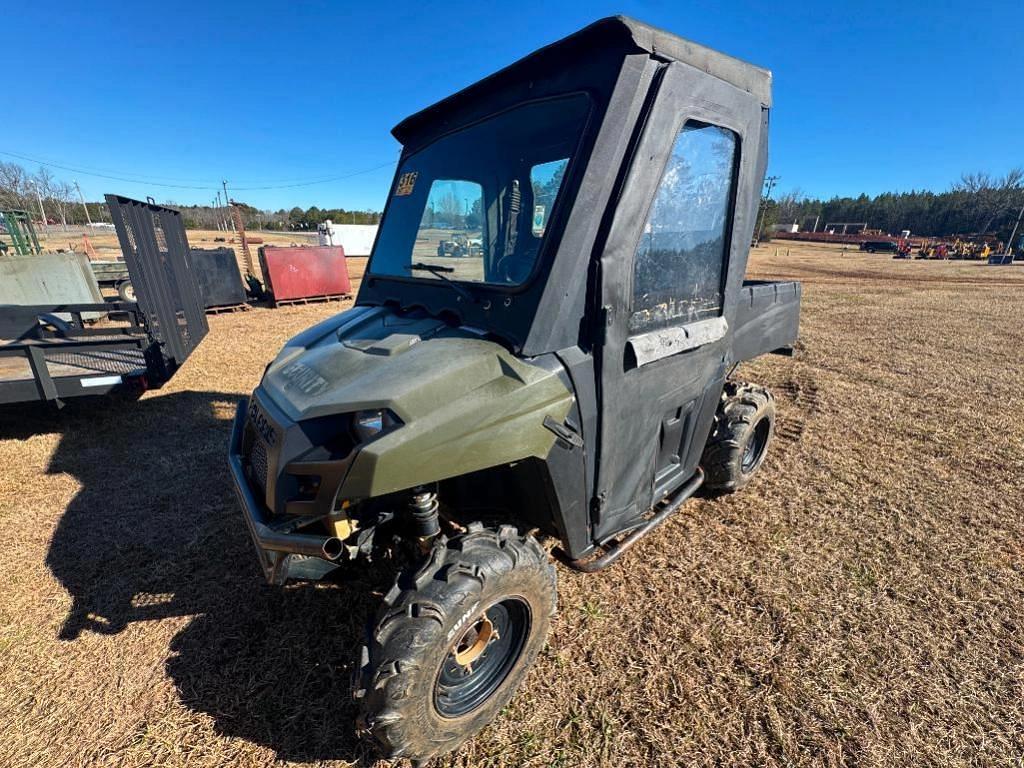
<box><xmin>222</xmin><ymin>181</ymin><xmax>230</xmax><ymax>227</ymax></box>
<box><xmin>1007</xmin><ymin>199</ymin><xmax>1024</xmax><ymax>256</ymax></box>
<box><xmin>30</xmin><ymin>180</ymin><xmax>48</xmax><ymax>237</ymax></box>
<box><xmin>755</xmin><ymin>175</ymin><xmax>780</xmax><ymax>244</ymax></box>
<box><xmin>73</xmin><ymin>180</ymin><xmax>92</xmax><ymax>225</ymax></box>
<box><xmin>216</xmin><ymin>190</ymin><xmax>227</xmax><ymax>231</ymax></box>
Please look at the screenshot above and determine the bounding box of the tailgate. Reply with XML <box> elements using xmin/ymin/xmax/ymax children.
<box><xmin>732</xmin><ymin>280</ymin><xmax>801</xmax><ymax>362</ymax></box>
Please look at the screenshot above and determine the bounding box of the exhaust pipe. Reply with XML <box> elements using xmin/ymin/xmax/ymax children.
<box><xmin>256</xmin><ymin>526</ymin><xmax>345</xmax><ymax>561</ymax></box>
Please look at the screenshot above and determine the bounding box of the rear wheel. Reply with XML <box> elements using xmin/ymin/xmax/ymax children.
<box><xmin>701</xmin><ymin>382</ymin><xmax>776</xmax><ymax>493</ymax></box>
<box><xmin>116</xmin><ymin>280</ymin><xmax>136</xmax><ymax>302</ymax></box>
<box><xmin>354</xmin><ymin>524</ymin><xmax>556</xmax><ymax>762</ymax></box>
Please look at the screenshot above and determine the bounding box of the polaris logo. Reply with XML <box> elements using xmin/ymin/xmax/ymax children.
<box><xmin>280</xmin><ymin>361</ymin><xmax>329</xmax><ymax>395</ymax></box>
<box><xmin>248</xmin><ymin>400</ymin><xmax>277</xmax><ymax>447</ymax></box>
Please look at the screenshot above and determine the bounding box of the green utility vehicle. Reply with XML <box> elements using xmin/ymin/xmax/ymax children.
<box><xmin>229</xmin><ymin>16</ymin><xmax>800</xmax><ymax>762</ymax></box>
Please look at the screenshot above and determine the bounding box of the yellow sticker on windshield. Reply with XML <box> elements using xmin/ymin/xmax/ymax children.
<box><xmin>395</xmin><ymin>171</ymin><xmax>418</xmax><ymax>196</ymax></box>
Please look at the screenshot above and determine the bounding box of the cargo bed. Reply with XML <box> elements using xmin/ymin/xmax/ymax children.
<box><xmin>732</xmin><ymin>280</ymin><xmax>802</xmax><ymax>362</ymax></box>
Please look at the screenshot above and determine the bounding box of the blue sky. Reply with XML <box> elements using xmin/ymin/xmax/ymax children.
<box><xmin>6</xmin><ymin>0</ymin><xmax>1022</xmax><ymax>211</ymax></box>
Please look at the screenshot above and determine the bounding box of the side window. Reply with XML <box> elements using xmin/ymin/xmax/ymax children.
<box><xmin>414</xmin><ymin>179</ymin><xmax>486</xmax><ymax>281</ymax></box>
<box><xmin>530</xmin><ymin>158</ymin><xmax>569</xmax><ymax>237</ymax></box>
<box><xmin>629</xmin><ymin>121</ymin><xmax>739</xmax><ymax>334</ymax></box>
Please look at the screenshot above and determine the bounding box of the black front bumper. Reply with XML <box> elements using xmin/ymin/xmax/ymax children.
<box><xmin>228</xmin><ymin>400</ymin><xmax>343</xmax><ymax>584</ymax></box>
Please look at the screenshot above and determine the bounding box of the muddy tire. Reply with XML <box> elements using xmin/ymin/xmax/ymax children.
<box><xmin>701</xmin><ymin>382</ymin><xmax>775</xmax><ymax>494</ymax></box>
<box><xmin>354</xmin><ymin>524</ymin><xmax>557</xmax><ymax>763</ymax></box>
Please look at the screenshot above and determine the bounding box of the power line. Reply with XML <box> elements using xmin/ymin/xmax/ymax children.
<box><xmin>0</xmin><ymin>149</ymin><xmax>397</xmax><ymax>191</ymax></box>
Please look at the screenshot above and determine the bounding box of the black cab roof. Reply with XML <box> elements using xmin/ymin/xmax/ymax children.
<box><xmin>393</xmin><ymin>15</ymin><xmax>772</xmax><ymax>144</ymax></box>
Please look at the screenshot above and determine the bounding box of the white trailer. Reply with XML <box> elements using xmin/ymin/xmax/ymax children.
<box><xmin>317</xmin><ymin>221</ymin><xmax>379</xmax><ymax>256</ymax></box>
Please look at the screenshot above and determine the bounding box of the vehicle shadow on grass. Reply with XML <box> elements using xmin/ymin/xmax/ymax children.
<box><xmin>12</xmin><ymin>391</ymin><xmax>380</xmax><ymax>765</ymax></box>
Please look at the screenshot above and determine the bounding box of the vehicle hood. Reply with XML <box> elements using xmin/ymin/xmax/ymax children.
<box><xmin>258</xmin><ymin>305</ymin><xmax>575</xmax><ymax>498</ymax></box>
<box><xmin>260</xmin><ymin>305</ymin><xmax>568</xmax><ymax>423</ymax></box>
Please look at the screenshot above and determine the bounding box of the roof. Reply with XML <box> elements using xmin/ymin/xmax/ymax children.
<box><xmin>392</xmin><ymin>16</ymin><xmax>772</xmax><ymax>143</ymax></box>
<box><xmin>623</xmin><ymin>16</ymin><xmax>772</xmax><ymax>104</ymax></box>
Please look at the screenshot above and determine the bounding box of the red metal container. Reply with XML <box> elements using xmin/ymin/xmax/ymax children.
<box><xmin>259</xmin><ymin>245</ymin><xmax>351</xmax><ymax>304</ymax></box>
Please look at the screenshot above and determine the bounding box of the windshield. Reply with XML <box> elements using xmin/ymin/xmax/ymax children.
<box><xmin>370</xmin><ymin>94</ymin><xmax>590</xmax><ymax>287</ymax></box>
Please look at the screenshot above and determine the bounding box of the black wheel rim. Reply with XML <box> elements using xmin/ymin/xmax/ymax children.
<box><xmin>434</xmin><ymin>598</ymin><xmax>531</xmax><ymax>718</ymax></box>
<box><xmin>742</xmin><ymin>418</ymin><xmax>771</xmax><ymax>474</ymax></box>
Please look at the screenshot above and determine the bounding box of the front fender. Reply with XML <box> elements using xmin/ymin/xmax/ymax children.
<box><xmin>338</xmin><ymin>358</ymin><xmax>574</xmax><ymax>499</ymax></box>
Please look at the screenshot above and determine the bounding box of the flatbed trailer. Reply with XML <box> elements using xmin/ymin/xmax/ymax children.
<box><xmin>0</xmin><ymin>302</ymin><xmax>159</xmax><ymax>404</ymax></box>
<box><xmin>0</xmin><ymin>196</ymin><xmax>208</xmax><ymax>408</ymax></box>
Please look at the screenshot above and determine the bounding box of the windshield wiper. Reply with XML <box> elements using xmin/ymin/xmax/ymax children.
<box><xmin>407</xmin><ymin>262</ymin><xmax>477</xmax><ymax>304</ymax></box>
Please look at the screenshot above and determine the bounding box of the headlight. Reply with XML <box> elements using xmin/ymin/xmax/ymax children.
<box><xmin>353</xmin><ymin>409</ymin><xmax>401</xmax><ymax>441</ymax></box>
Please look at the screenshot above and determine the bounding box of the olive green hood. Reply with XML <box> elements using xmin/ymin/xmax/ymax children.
<box><xmin>259</xmin><ymin>306</ymin><xmax>574</xmax><ymax>498</ymax></box>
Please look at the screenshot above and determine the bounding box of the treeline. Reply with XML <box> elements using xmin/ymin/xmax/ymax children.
<box><xmin>170</xmin><ymin>203</ymin><xmax>380</xmax><ymax>231</ymax></box>
<box><xmin>6</xmin><ymin>157</ymin><xmax>1021</xmax><ymax>241</ymax></box>
<box><xmin>0</xmin><ymin>161</ymin><xmax>381</xmax><ymax>232</ymax></box>
<box><xmin>766</xmin><ymin>169</ymin><xmax>1024</xmax><ymax>240</ymax></box>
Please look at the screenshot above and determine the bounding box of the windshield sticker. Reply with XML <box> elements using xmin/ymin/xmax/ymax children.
<box><xmin>395</xmin><ymin>171</ymin><xmax>418</xmax><ymax>196</ymax></box>
<box><xmin>532</xmin><ymin>204</ymin><xmax>547</xmax><ymax>236</ymax></box>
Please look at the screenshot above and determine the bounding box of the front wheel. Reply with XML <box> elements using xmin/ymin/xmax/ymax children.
<box><xmin>354</xmin><ymin>524</ymin><xmax>556</xmax><ymax>762</ymax></box>
<box><xmin>701</xmin><ymin>382</ymin><xmax>776</xmax><ymax>494</ymax></box>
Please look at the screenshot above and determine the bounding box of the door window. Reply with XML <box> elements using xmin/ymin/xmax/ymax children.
<box><xmin>629</xmin><ymin>121</ymin><xmax>738</xmax><ymax>333</ymax></box>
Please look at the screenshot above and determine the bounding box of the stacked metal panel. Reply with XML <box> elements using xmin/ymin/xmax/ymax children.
<box><xmin>189</xmin><ymin>247</ymin><xmax>247</xmax><ymax>308</ymax></box>
<box><xmin>0</xmin><ymin>251</ymin><xmax>105</xmax><ymax>322</ymax></box>
<box><xmin>258</xmin><ymin>246</ymin><xmax>351</xmax><ymax>304</ymax></box>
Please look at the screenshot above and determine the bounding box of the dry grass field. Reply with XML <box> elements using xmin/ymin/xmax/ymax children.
<box><xmin>1</xmin><ymin>241</ymin><xmax>1023</xmax><ymax>767</ymax></box>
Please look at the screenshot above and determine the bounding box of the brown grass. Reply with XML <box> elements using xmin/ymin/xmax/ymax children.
<box><xmin>1</xmin><ymin>242</ymin><xmax>1023</xmax><ymax>767</ymax></box>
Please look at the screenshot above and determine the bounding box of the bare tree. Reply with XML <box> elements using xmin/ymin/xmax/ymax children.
<box><xmin>775</xmin><ymin>188</ymin><xmax>806</xmax><ymax>224</ymax></box>
<box><xmin>437</xmin><ymin>190</ymin><xmax>463</xmax><ymax>227</ymax></box>
<box><xmin>50</xmin><ymin>181</ymin><xmax>74</xmax><ymax>230</ymax></box>
<box><xmin>955</xmin><ymin>168</ymin><xmax>1024</xmax><ymax>234</ymax></box>
<box><xmin>0</xmin><ymin>162</ymin><xmax>33</xmax><ymax>210</ymax></box>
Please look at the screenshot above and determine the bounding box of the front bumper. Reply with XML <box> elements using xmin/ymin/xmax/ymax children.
<box><xmin>228</xmin><ymin>400</ymin><xmax>343</xmax><ymax>584</ymax></box>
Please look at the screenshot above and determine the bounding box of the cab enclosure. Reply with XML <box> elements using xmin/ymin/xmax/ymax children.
<box><xmin>230</xmin><ymin>16</ymin><xmax>800</xmax><ymax>581</ymax></box>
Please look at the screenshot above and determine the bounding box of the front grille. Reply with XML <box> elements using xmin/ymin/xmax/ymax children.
<box><xmin>249</xmin><ymin>437</ymin><xmax>270</xmax><ymax>491</ymax></box>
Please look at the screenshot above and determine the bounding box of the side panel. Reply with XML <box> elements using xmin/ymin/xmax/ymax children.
<box><xmin>593</xmin><ymin>62</ymin><xmax>767</xmax><ymax>541</ymax></box>
<box><xmin>732</xmin><ymin>280</ymin><xmax>802</xmax><ymax>362</ymax></box>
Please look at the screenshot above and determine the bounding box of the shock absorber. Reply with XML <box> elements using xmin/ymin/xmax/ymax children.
<box><xmin>408</xmin><ymin>486</ymin><xmax>440</xmax><ymax>539</ymax></box>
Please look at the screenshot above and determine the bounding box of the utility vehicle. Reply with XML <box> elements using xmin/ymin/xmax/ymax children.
<box><xmin>229</xmin><ymin>16</ymin><xmax>800</xmax><ymax>763</ymax></box>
